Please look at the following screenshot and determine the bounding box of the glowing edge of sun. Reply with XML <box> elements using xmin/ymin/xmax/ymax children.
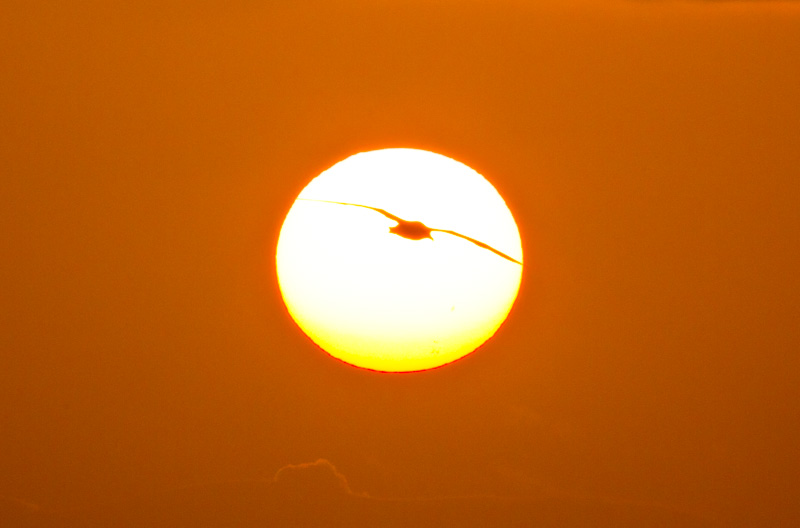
<box><xmin>276</xmin><ymin>148</ymin><xmax>523</xmax><ymax>373</ymax></box>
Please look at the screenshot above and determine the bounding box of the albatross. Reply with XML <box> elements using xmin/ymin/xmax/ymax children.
<box><xmin>299</xmin><ymin>198</ymin><xmax>522</xmax><ymax>265</ymax></box>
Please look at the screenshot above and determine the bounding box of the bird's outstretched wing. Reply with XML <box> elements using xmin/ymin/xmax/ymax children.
<box><xmin>431</xmin><ymin>229</ymin><xmax>522</xmax><ymax>265</ymax></box>
<box><xmin>298</xmin><ymin>198</ymin><xmax>404</xmax><ymax>223</ymax></box>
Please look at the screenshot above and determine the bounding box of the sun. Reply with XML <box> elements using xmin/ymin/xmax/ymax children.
<box><xmin>276</xmin><ymin>148</ymin><xmax>523</xmax><ymax>372</ymax></box>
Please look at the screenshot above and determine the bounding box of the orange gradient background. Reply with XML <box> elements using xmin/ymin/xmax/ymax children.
<box><xmin>1</xmin><ymin>1</ymin><xmax>799</xmax><ymax>527</ymax></box>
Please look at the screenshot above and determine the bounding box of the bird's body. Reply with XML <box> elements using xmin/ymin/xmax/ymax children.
<box><xmin>389</xmin><ymin>220</ymin><xmax>433</xmax><ymax>240</ymax></box>
<box><xmin>299</xmin><ymin>198</ymin><xmax>522</xmax><ymax>265</ymax></box>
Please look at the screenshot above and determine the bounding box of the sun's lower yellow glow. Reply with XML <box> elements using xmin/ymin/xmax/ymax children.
<box><xmin>276</xmin><ymin>148</ymin><xmax>523</xmax><ymax>372</ymax></box>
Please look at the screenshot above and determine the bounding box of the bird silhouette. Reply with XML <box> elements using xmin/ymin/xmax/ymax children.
<box><xmin>299</xmin><ymin>198</ymin><xmax>522</xmax><ymax>265</ymax></box>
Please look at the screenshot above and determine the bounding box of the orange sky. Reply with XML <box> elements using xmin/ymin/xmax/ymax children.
<box><xmin>2</xmin><ymin>1</ymin><xmax>799</xmax><ymax>526</ymax></box>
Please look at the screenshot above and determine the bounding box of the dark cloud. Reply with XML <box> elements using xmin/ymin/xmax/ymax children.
<box><xmin>273</xmin><ymin>459</ymin><xmax>357</xmax><ymax>497</ymax></box>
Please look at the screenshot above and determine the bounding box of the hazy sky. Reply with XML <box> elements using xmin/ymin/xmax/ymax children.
<box><xmin>2</xmin><ymin>1</ymin><xmax>799</xmax><ymax>526</ymax></box>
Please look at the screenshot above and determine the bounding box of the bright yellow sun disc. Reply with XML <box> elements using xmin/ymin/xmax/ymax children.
<box><xmin>276</xmin><ymin>148</ymin><xmax>523</xmax><ymax>372</ymax></box>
